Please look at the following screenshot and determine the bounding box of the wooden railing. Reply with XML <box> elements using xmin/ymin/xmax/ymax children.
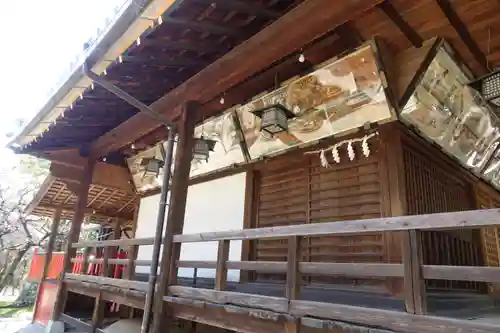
<box><xmin>64</xmin><ymin>209</ymin><xmax>500</xmax><ymax>333</ymax></box>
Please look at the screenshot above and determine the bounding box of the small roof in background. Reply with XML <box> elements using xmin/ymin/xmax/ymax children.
<box><xmin>27</xmin><ymin>176</ymin><xmax>138</xmax><ymax>225</ymax></box>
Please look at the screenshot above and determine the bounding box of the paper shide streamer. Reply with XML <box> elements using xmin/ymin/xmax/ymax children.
<box><xmin>305</xmin><ymin>132</ymin><xmax>379</xmax><ymax>168</ymax></box>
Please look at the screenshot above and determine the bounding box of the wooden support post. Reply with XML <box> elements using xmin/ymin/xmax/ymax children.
<box><xmin>241</xmin><ymin>170</ymin><xmax>258</xmax><ymax>283</ymax></box>
<box><xmin>92</xmin><ymin>218</ymin><xmax>122</xmax><ymax>331</ymax></box>
<box><xmin>81</xmin><ymin>247</ymin><xmax>91</xmax><ymax>275</ymax></box>
<box><xmin>91</xmin><ymin>293</ymin><xmax>104</xmax><ymax>333</ymax></box>
<box><xmin>151</xmin><ymin>101</ymin><xmax>198</xmax><ymax>333</ymax></box>
<box><xmin>33</xmin><ymin>208</ymin><xmax>62</xmax><ymax>323</ymax></box>
<box><xmin>402</xmin><ymin>230</ymin><xmax>427</xmax><ymax>314</ymax></box>
<box><xmin>125</xmin><ymin>245</ymin><xmax>138</xmax><ymax>281</ymax></box>
<box><xmin>286</xmin><ymin>236</ymin><xmax>301</xmax><ymax>303</ymax></box>
<box><xmin>125</xmin><ymin>244</ymin><xmax>138</xmax><ymax>319</ymax></box>
<box><xmin>215</xmin><ymin>240</ymin><xmax>230</xmax><ymax>291</ymax></box>
<box><xmin>52</xmin><ymin>159</ymin><xmax>95</xmax><ymax>321</ymax></box>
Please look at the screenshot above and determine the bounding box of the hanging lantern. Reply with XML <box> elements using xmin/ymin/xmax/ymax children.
<box><xmin>193</xmin><ymin>137</ymin><xmax>216</xmax><ymax>161</ymax></box>
<box><xmin>141</xmin><ymin>157</ymin><xmax>164</xmax><ymax>178</ymax></box>
<box><xmin>251</xmin><ymin>103</ymin><xmax>295</xmax><ymax>135</ymax></box>
<box><xmin>469</xmin><ymin>70</ymin><xmax>500</xmax><ymax>107</ymax></box>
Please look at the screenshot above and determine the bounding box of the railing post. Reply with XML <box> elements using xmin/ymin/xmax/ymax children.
<box><xmin>125</xmin><ymin>244</ymin><xmax>138</xmax><ymax>318</ymax></box>
<box><xmin>81</xmin><ymin>247</ymin><xmax>91</xmax><ymax>275</ymax></box>
<box><xmin>286</xmin><ymin>236</ymin><xmax>301</xmax><ymax>302</ymax></box>
<box><xmin>91</xmin><ymin>218</ymin><xmax>121</xmax><ymax>332</ymax></box>
<box><xmin>402</xmin><ymin>230</ymin><xmax>427</xmax><ymax>314</ymax></box>
<box><xmin>215</xmin><ymin>240</ymin><xmax>230</xmax><ymax>291</ymax></box>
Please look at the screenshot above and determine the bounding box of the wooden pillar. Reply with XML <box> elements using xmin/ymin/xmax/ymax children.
<box><xmin>52</xmin><ymin>159</ymin><xmax>95</xmax><ymax>321</ymax></box>
<box><xmin>33</xmin><ymin>208</ymin><xmax>62</xmax><ymax>323</ymax></box>
<box><xmin>380</xmin><ymin>123</ymin><xmax>427</xmax><ymax>313</ymax></box>
<box><xmin>402</xmin><ymin>230</ymin><xmax>427</xmax><ymax>314</ymax></box>
<box><xmin>151</xmin><ymin>101</ymin><xmax>198</xmax><ymax>333</ymax></box>
<box><xmin>215</xmin><ymin>240</ymin><xmax>230</xmax><ymax>291</ymax></box>
<box><xmin>91</xmin><ymin>218</ymin><xmax>121</xmax><ymax>332</ymax></box>
<box><xmin>240</xmin><ymin>170</ymin><xmax>259</xmax><ymax>282</ymax></box>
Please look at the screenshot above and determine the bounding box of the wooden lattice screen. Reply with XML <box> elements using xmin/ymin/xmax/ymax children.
<box><xmin>402</xmin><ymin>142</ymin><xmax>484</xmax><ymax>292</ymax></box>
<box><xmin>252</xmin><ymin>143</ymin><xmax>387</xmax><ymax>287</ymax></box>
<box><xmin>476</xmin><ymin>184</ymin><xmax>500</xmax><ymax>294</ymax></box>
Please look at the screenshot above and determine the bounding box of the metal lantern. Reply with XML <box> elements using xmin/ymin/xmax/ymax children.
<box><xmin>141</xmin><ymin>157</ymin><xmax>164</xmax><ymax>177</ymax></box>
<box><xmin>251</xmin><ymin>104</ymin><xmax>295</xmax><ymax>135</ymax></box>
<box><xmin>193</xmin><ymin>137</ymin><xmax>216</xmax><ymax>161</ymax></box>
<box><xmin>469</xmin><ymin>70</ymin><xmax>500</xmax><ymax>107</ymax></box>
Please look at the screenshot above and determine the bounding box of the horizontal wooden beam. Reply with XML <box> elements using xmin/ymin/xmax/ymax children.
<box><xmin>173</xmin><ymin>209</ymin><xmax>500</xmax><ymax>243</ymax></box>
<box><xmin>37</xmin><ymin>204</ymin><xmax>134</xmax><ymax>221</ymax></box>
<box><xmin>166</xmin><ymin>297</ymin><xmax>289</xmax><ymax>333</ymax></box>
<box><xmin>65</xmin><ymin>273</ymin><xmax>148</xmax><ymax>292</ymax></box>
<box><xmin>299</xmin><ymin>262</ymin><xmax>404</xmax><ymax>278</ymax></box>
<box><xmin>88</xmin><ymin>0</ymin><xmax>383</xmax><ymax>157</ymax></box>
<box><xmin>72</xmin><ymin>237</ymin><xmax>154</xmax><ymax>248</ymax></box>
<box><xmin>168</xmin><ymin>286</ymin><xmax>289</xmax><ymax>313</ymax></box>
<box><xmin>290</xmin><ymin>300</ymin><xmax>500</xmax><ymax>333</ymax></box>
<box><xmin>50</xmin><ymin>161</ymin><xmax>134</xmax><ymax>192</ymax></box>
<box><xmin>71</xmin><ymin>257</ymin><xmax>152</xmax><ymax>267</ymax></box>
<box><xmin>66</xmin><ymin>279</ymin><xmax>145</xmax><ymax>309</ymax></box>
<box><xmin>176</xmin><ymin>260</ymin><xmax>404</xmax><ymax>278</ymax></box>
<box><xmin>422</xmin><ymin>265</ymin><xmax>500</xmax><ymax>283</ymax></box>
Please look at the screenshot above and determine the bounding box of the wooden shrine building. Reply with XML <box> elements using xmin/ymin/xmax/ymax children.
<box><xmin>11</xmin><ymin>0</ymin><xmax>500</xmax><ymax>332</ymax></box>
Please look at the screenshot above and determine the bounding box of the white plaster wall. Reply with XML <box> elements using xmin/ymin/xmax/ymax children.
<box><xmin>134</xmin><ymin>172</ymin><xmax>246</xmax><ymax>281</ymax></box>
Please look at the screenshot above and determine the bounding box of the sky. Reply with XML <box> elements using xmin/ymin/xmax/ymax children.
<box><xmin>0</xmin><ymin>0</ymin><xmax>127</xmax><ymax>170</ymax></box>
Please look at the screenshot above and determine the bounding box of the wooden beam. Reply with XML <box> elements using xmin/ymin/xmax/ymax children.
<box><xmin>290</xmin><ymin>300</ymin><xmax>500</xmax><ymax>333</ymax></box>
<box><xmin>139</xmin><ymin>39</ymin><xmax>226</xmax><ymax>54</ymax></box>
<box><xmin>120</xmin><ymin>55</ymin><xmax>206</xmax><ymax>68</ymax></box>
<box><xmin>377</xmin><ymin>1</ymin><xmax>423</xmax><ymax>47</ymax></box>
<box><xmin>168</xmin><ymin>286</ymin><xmax>288</xmax><ymax>313</ymax></box>
<box><xmin>37</xmin><ymin>204</ymin><xmax>134</xmax><ymax>221</ymax></box>
<box><xmin>50</xmin><ymin>161</ymin><xmax>134</xmax><ymax>192</ymax></box>
<box><xmin>91</xmin><ymin>218</ymin><xmax>121</xmax><ymax>332</ymax></box>
<box><xmin>89</xmin><ymin>0</ymin><xmax>384</xmax><ymax>157</ymax></box>
<box><xmin>422</xmin><ymin>265</ymin><xmax>500</xmax><ymax>283</ymax></box>
<box><xmin>65</xmin><ymin>273</ymin><xmax>148</xmax><ymax>292</ymax></box>
<box><xmin>435</xmin><ymin>0</ymin><xmax>490</xmax><ymax>73</ymax></box>
<box><xmin>151</xmin><ymin>101</ymin><xmax>198</xmax><ymax>333</ymax></box>
<box><xmin>173</xmin><ymin>209</ymin><xmax>500</xmax><ymax>243</ymax></box>
<box><xmin>191</xmin><ymin>0</ymin><xmax>281</xmax><ymax>19</ymax></box>
<box><xmin>165</xmin><ymin>17</ymin><xmax>240</xmax><ymax>36</ymax></box>
<box><xmin>286</xmin><ymin>236</ymin><xmax>301</xmax><ymax>302</ymax></box>
<box><xmin>166</xmin><ymin>299</ymin><xmax>286</xmax><ymax>333</ymax></box>
<box><xmin>53</xmin><ymin>159</ymin><xmax>95</xmax><ymax>320</ymax></box>
<box><xmin>215</xmin><ymin>240</ymin><xmax>230</xmax><ymax>291</ymax></box>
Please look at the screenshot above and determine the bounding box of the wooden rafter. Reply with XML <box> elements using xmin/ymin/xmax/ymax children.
<box><xmin>165</xmin><ymin>17</ymin><xmax>240</xmax><ymax>36</ymax></box>
<box><xmin>435</xmin><ymin>0</ymin><xmax>490</xmax><ymax>72</ymax></box>
<box><xmin>191</xmin><ymin>0</ymin><xmax>281</xmax><ymax>19</ymax></box>
<box><xmin>88</xmin><ymin>0</ymin><xmax>384</xmax><ymax>157</ymax></box>
<box><xmin>377</xmin><ymin>0</ymin><xmax>423</xmax><ymax>47</ymax></box>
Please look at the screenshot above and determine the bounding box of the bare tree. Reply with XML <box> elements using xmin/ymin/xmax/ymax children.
<box><xmin>0</xmin><ymin>181</ymin><xmax>71</xmax><ymax>292</ymax></box>
<box><xmin>0</xmin><ymin>155</ymin><xmax>71</xmax><ymax>295</ymax></box>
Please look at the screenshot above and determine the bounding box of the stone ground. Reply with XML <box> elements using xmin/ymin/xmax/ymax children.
<box><xmin>0</xmin><ymin>289</ymin><xmax>40</xmax><ymax>333</ymax></box>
